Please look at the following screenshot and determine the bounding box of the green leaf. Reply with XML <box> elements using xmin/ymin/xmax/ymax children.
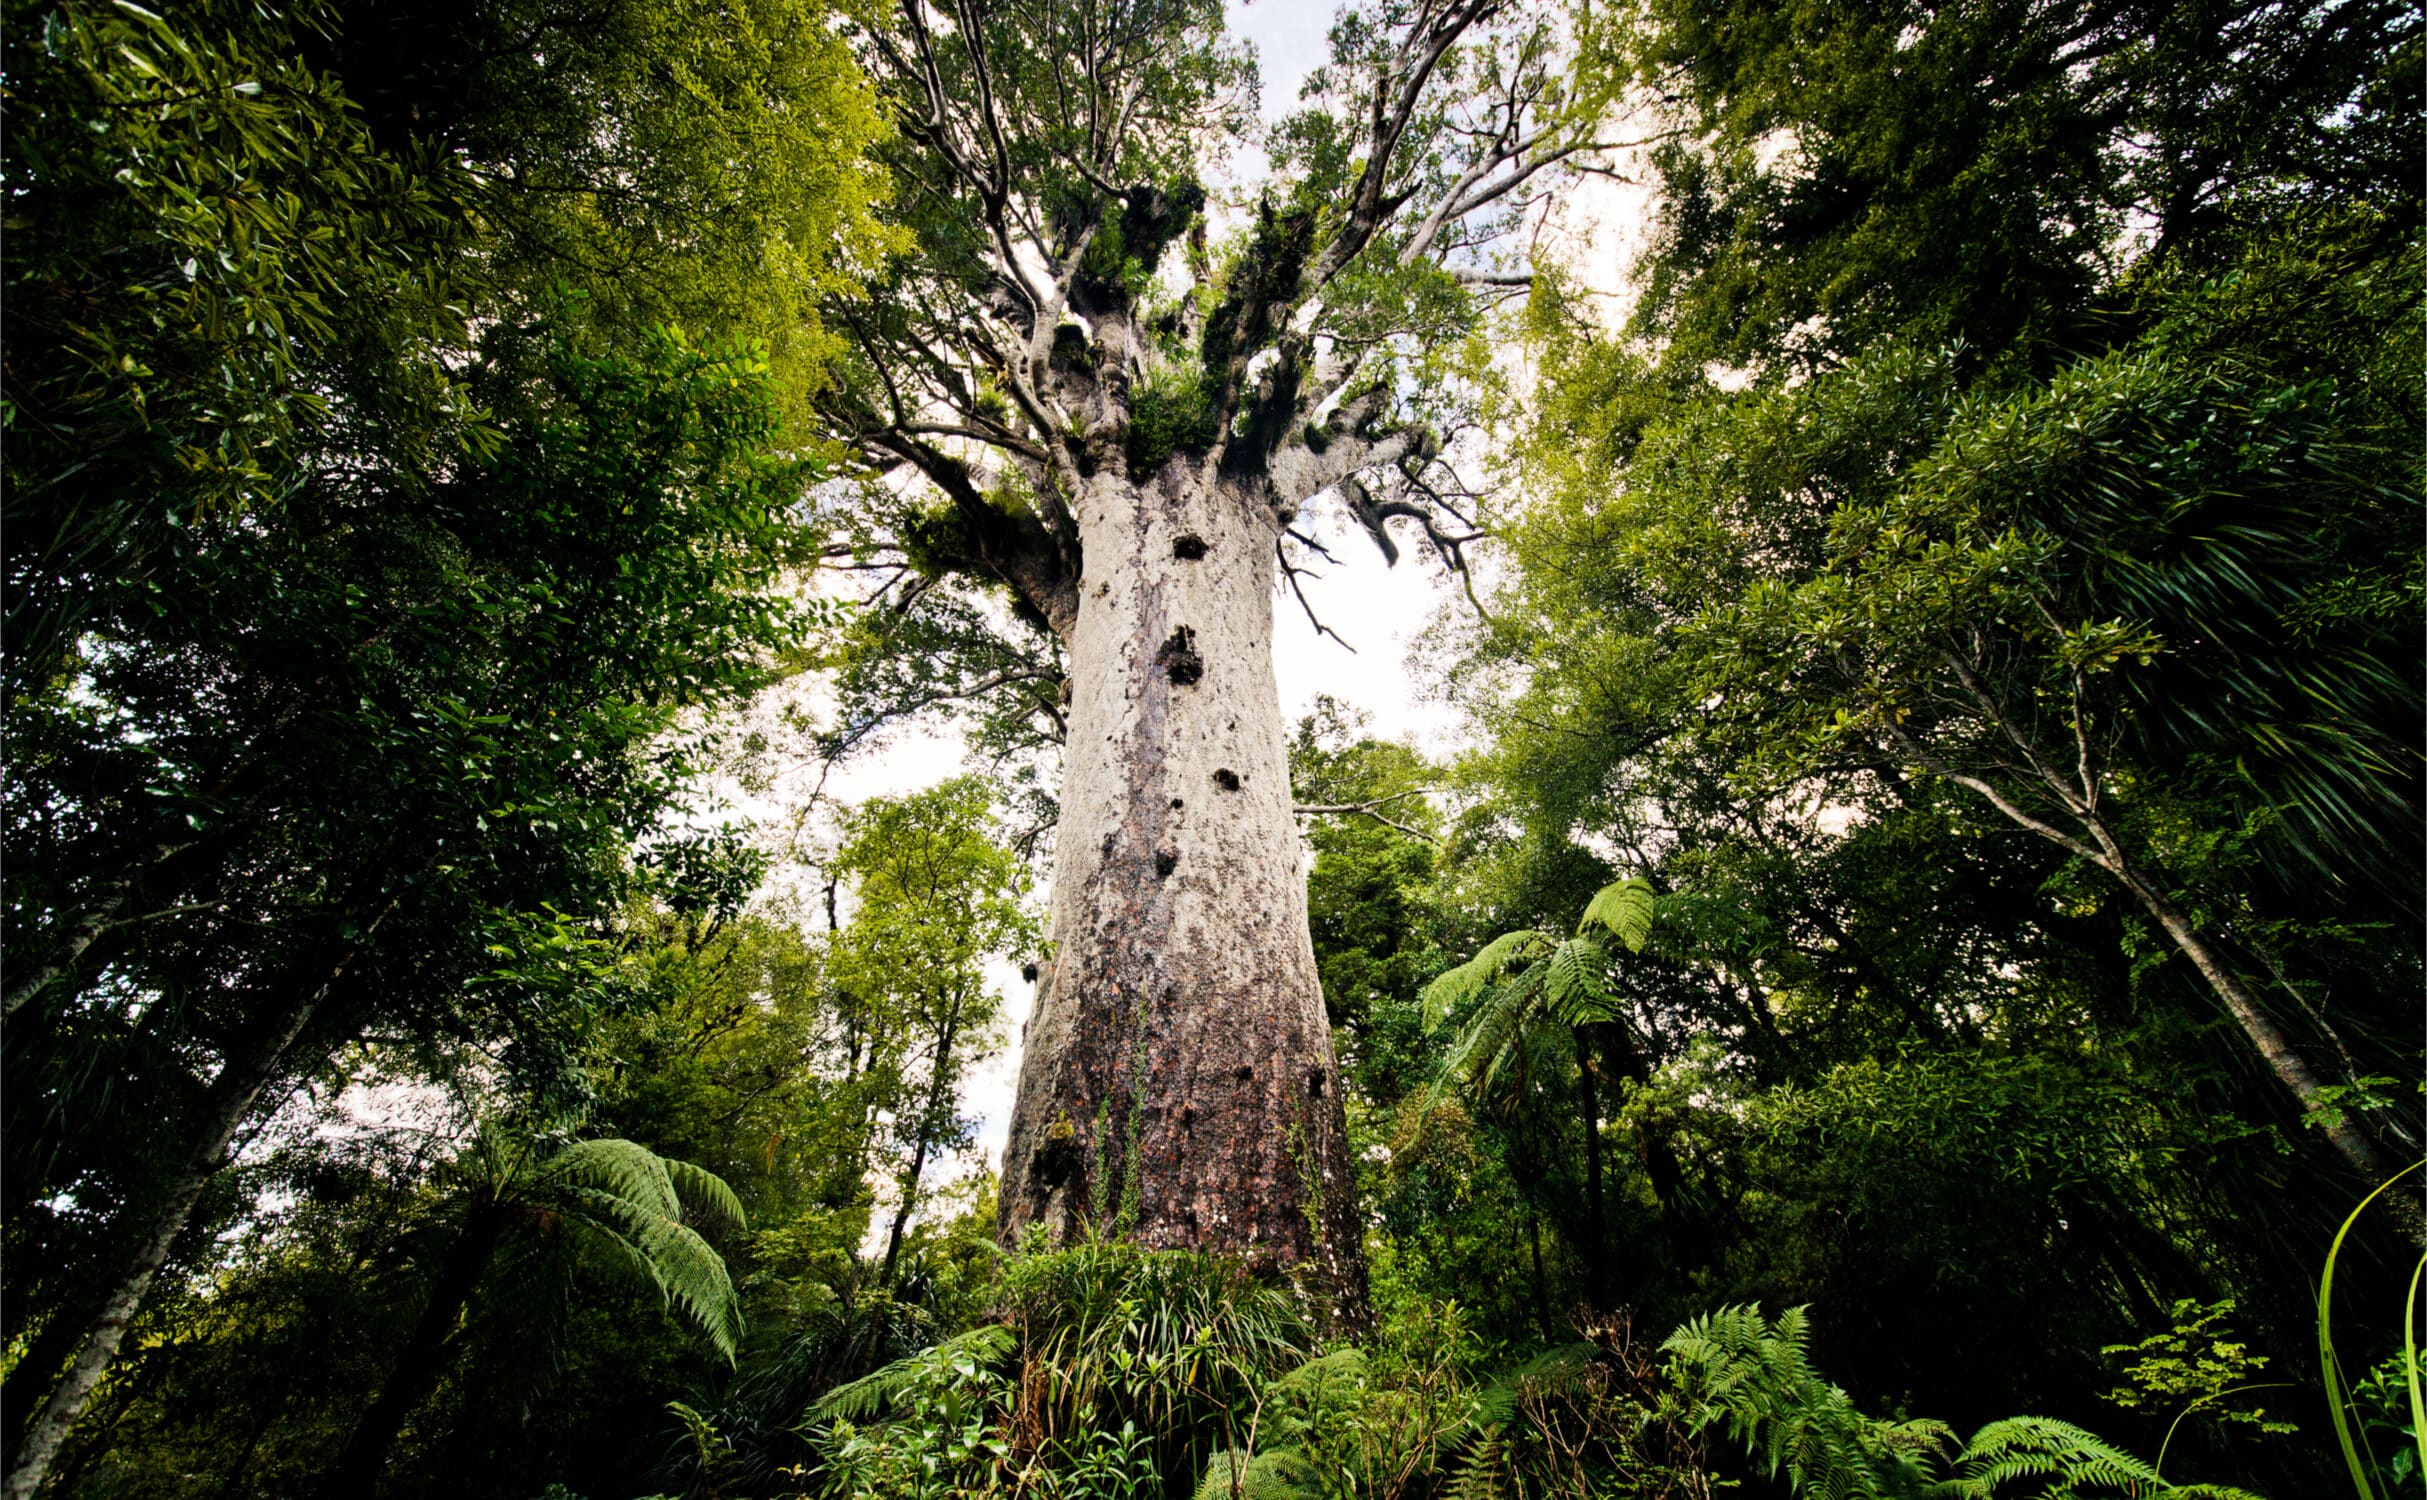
<box><xmin>1577</xmin><ymin>877</ymin><xmax>1655</xmax><ymax>952</ymax></box>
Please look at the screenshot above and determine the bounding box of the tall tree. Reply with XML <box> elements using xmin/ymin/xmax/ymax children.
<box><xmin>820</xmin><ymin>0</ymin><xmax>1612</xmax><ymax>1303</ymax></box>
<box><xmin>826</xmin><ymin>780</ymin><xmax>1037</xmax><ymax>1287</ymax></box>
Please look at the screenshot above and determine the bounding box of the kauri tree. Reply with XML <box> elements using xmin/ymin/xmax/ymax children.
<box><xmin>818</xmin><ymin>0</ymin><xmax>1617</xmax><ymax>1304</ymax></box>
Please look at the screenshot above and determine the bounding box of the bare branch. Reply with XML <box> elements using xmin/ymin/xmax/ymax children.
<box><xmin>1293</xmin><ymin>794</ymin><xmax>1438</xmax><ymax>842</ymax></box>
<box><xmin>1278</xmin><ymin>540</ymin><xmax>1357</xmax><ymax>653</ymax></box>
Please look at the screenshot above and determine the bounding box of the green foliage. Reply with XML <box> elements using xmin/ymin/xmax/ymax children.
<box><xmin>11</xmin><ymin>3</ymin><xmax>2423</xmax><ymax>1499</ymax></box>
<box><xmin>526</xmin><ymin>1137</ymin><xmax>749</xmax><ymax>1362</ymax></box>
<box><xmin>1127</xmin><ymin>364</ymin><xmax>1224</xmax><ymax>478</ymax></box>
<box><xmin>1578</xmin><ymin>878</ymin><xmax>1657</xmax><ymax>954</ymax></box>
<box><xmin>1665</xmin><ymin>1304</ymin><xmax>1947</xmax><ymax>1498</ymax></box>
<box><xmin>1666</xmin><ymin>1305</ymin><xmax>2263</xmax><ymax>1500</ymax></box>
<box><xmin>2321</xmin><ymin>1165</ymin><xmax>2427</xmax><ymax>1500</ymax></box>
<box><xmin>811</xmin><ymin>1324</ymin><xmax>1019</xmax><ymax>1423</ymax></box>
<box><xmin>2102</xmin><ymin>1301</ymin><xmax>2296</xmax><ymax>1441</ymax></box>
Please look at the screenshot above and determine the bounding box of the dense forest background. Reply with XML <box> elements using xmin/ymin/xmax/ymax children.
<box><xmin>3</xmin><ymin>1</ymin><xmax>2420</xmax><ymax>1499</ymax></box>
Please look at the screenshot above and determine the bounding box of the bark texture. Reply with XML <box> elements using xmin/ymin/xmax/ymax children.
<box><xmin>998</xmin><ymin>465</ymin><xmax>1365</xmax><ymax>1311</ymax></box>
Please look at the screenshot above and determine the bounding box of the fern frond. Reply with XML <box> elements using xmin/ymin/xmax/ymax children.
<box><xmin>559</xmin><ymin>1186</ymin><xmax>743</xmax><ymax>1361</ymax></box>
<box><xmin>1444</xmin><ymin>971</ymin><xmax>1542</xmax><ymax>1090</ymax></box>
<box><xmin>1664</xmin><ymin>1304</ymin><xmax>1915</xmax><ymax>1500</ymax></box>
<box><xmin>808</xmin><ymin>1324</ymin><xmax>1016</xmax><ymax>1422</ymax></box>
<box><xmin>1449</xmin><ymin>1340</ymin><xmax>1598</xmax><ymax>1442</ymax></box>
<box><xmin>1264</xmin><ymin>1347</ymin><xmax>1368</xmax><ymax>1404</ymax></box>
<box><xmin>546</xmin><ymin>1138</ymin><xmax>684</xmax><ymax>1222</ymax></box>
<box><xmin>663</xmin><ymin>1156</ymin><xmax>747</xmax><ymax>1238</ymax></box>
<box><xmin>1191</xmin><ymin>1446</ymin><xmax>1322</xmax><ymax>1500</ymax></box>
<box><xmin>1577</xmin><ymin>877</ymin><xmax>1655</xmax><ymax>952</ymax></box>
<box><xmin>1446</xmin><ymin>1431</ymin><xmax>1515</xmax><ymax>1500</ymax></box>
<box><xmin>1946</xmin><ymin>1416</ymin><xmax>2160</xmax><ymax>1495</ymax></box>
<box><xmin>1420</xmin><ymin>930</ymin><xmax>1553</xmax><ymax>1030</ymax></box>
<box><xmin>1542</xmin><ymin>938</ymin><xmax>1619</xmax><ymax>1024</ymax></box>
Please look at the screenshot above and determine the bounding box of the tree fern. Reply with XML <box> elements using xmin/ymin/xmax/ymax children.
<box><xmin>526</xmin><ymin>1139</ymin><xmax>748</xmax><ymax>1362</ymax></box>
<box><xmin>1421</xmin><ymin>929</ymin><xmax>1555</xmax><ymax>1029</ymax></box>
<box><xmin>1542</xmin><ymin>937</ymin><xmax>1620</xmax><ymax>1025</ymax></box>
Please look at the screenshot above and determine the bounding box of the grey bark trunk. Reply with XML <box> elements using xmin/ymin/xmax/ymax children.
<box><xmin>996</xmin><ymin>465</ymin><xmax>1366</xmax><ymax>1316</ymax></box>
<box><xmin>2112</xmin><ymin>866</ymin><xmax>2389</xmax><ymax>1178</ymax></box>
<box><xmin>4</xmin><ymin>904</ymin><xmax>385</xmax><ymax>1500</ymax></box>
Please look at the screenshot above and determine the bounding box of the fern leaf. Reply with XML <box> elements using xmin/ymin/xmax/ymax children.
<box><xmin>546</xmin><ymin>1139</ymin><xmax>684</xmax><ymax>1222</ymax></box>
<box><xmin>1443</xmin><ymin>972</ymin><xmax>1541</xmax><ymax>1090</ymax></box>
<box><xmin>1420</xmin><ymin>929</ymin><xmax>1553</xmax><ymax>1030</ymax></box>
<box><xmin>663</xmin><ymin>1157</ymin><xmax>746</xmax><ymax>1238</ymax></box>
<box><xmin>1543</xmin><ymin>938</ymin><xmax>1619</xmax><ymax>1024</ymax></box>
<box><xmin>1577</xmin><ymin>877</ymin><xmax>1655</xmax><ymax>952</ymax></box>
<box><xmin>807</xmin><ymin>1324</ymin><xmax>1015</xmax><ymax>1422</ymax></box>
<box><xmin>1951</xmin><ymin>1415</ymin><xmax>2161</xmax><ymax>1494</ymax></box>
<box><xmin>1191</xmin><ymin>1447</ymin><xmax>1321</xmax><ymax>1500</ymax></box>
<box><xmin>1443</xmin><ymin>1433</ymin><xmax>1511</xmax><ymax>1500</ymax></box>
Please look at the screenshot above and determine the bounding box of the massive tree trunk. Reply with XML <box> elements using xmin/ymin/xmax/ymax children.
<box><xmin>997</xmin><ymin>464</ymin><xmax>1366</xmax><ymax>1313</ymax></box>
<box><xmin>836</xmin><ymin>0</ymin><xmax>1590</xmax><ymax>1318</ymax></box>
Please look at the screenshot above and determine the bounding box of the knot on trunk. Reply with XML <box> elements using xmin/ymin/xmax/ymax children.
<box><xmin>1157</xmin><ymin>626</ymin><xmax>1203</xmax><ymax>686</ymax></box>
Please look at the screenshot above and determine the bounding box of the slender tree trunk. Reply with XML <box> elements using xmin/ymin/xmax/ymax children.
<box><xmin>881</xmin><ymin>1001</ymin><xmax>962</xmax><ymax>1288</ymax></box>
<box><xmin>2</xmin><ymin>993</ymin><xmax>325</xmax><ymax>1500</ymax></box>
<box><xmin>997</xmin><ymin>467</ymin><xmax>1365</xmax><ymax>1314</ymax></box>
<box><xmin>1573</xmin><ymin>1028</ymin><xmax>1607</xmax><ymax>1292</ymax></box>
<box><xmin>2109</xmin><ymin>863</ymin><xmax>2387</xmax><ymax>1177</ymax></box>
<box><xmin>1525</xmin><ymin>1209</ymin><xmax>1554</xmax><ymax>1346</ymax></box>
<box><xmin>1601</xmin><ymin>1024</ymin><xmax>1703</xmax><ymax>1271</ymax></box>
<box><xmin>0</xmin><ymin>1305</ymin><xmax>94</xmax><ymax>1463</ymax></box>
<box><xmin>321</xmin><ymin>1200</ymin><xmax>509</xmax><ymax>1499</ymax></box>
<box><xmin>1898</xmin><ymin>703</ymin><xmax>2393</xmax><ymax>1179</ymax></box>
<box><xmin>0</xmin><ymin>899</ymin><xmax>118</xmax><ymax>1022</ymax></box>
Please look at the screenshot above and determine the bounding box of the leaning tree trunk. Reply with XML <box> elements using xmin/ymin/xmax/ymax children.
<box><xmin>3</xmin><ymin>992</ymin><xmax>324</xmax><ymax>1500</ymax></box>
<box><xmin>997</xmin><ymin>464</ymin><xmax>1367</xmax><ymax>1315</ymax></box>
